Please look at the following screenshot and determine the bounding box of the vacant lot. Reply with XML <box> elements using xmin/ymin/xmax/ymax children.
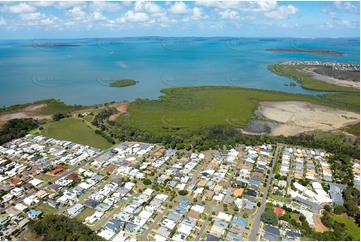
<box><xmin>44</xmin><ymin>118</ymin><xmax>111</xmax><ymax>149</ymax></box>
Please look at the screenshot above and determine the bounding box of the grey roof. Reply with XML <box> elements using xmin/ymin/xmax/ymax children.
<box><xmin>226</xmin><ymin>232</ymin><xmax>242</xmax><ymax>241</ymax></box>
<box><xmin>105</xmin><ymin>219</ymin><xmax>123</xmax><ymax>232</ymax></box>
<box><xmin>156</xmin><ymin>226</ymin><xmax>170</xmax><ymax>238</ymax></box>
<box><xmin>84</xmin><ymin>199</ymin><xmax>98</xmax><ymax>208</ymax></box>
<box><xmin>265</xmin><ymin>225</ymin><xmax>280</xmax><ymax>236</ymax></box>
<box><xmin>293</xmin><ymin>196</ymin><xmax>320</xmax><ymax>212</ymax></box>
<box><xmin>206</xmin><ymin>234</ymin><xmax>221</xmax><ymax>241</ymax></box>
<box><xmin>167</xmin><ymin>212</ymin><xmax>182</xmax><ymax>222</ymax></box>
<box><xmin>263</xmin><ymin>231</ymin><xmax>279</xmax><ymax>241</ymax></box>
<box><xmin>286</xmin><ymin>230</ymin><xmax>301</xmax><ymax>239</ymax></box>
<box><xmin>47</xmin><ymin>199</ymin><xmax>60</xmax><ymax>207</ymax></box>
<box><xmin>213</xmin><ymin>219</ymin><xmax>228</xmax><ymax>229</ymax></box>
<box><xmin>329</xmin><ymin>185</ymin><xmax>344</xmax><ymax>206</ymax></box>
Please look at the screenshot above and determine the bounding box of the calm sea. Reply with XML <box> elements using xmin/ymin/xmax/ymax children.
<box><xmin>0</xmin><ymin>37</ymin><xmax>359</xmax><ymax>107</ymax></box>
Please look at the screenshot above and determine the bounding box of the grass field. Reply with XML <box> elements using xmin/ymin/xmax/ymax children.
<box><xmin>44</xmin><ymin>118</ymin><xmax>112</xmax><ymax>149</ymax></box>
<box><xmin>35</xmin><ymin>203</ymin><xmax>58</xmax><ymax>216</ymax></box>
<box><xmin>268</xmin><ymin>64</ymin><xmax>359</xmax><ymax>93</ymax></box>
<box><xmin>331</xmin><ymin>215</ymin><xmax>360</xmax><ymax>241</ymax></box>
<box><xmin>116</xmin><ymin>86</ymin><xmax>359</xmax><ymax>135</ymax></box>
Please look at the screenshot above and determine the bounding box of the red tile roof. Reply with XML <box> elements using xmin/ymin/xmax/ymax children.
<box><xmin>273</xmin><ymin>207</ymin><xmax>285</xmax><ymax>218</ymax></box>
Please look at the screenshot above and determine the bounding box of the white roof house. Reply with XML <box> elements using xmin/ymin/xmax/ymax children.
<box><xmin>191</xmin><ymin>205</ymin><xmax>205</xmax><ymax>213</ymax></box>
<box><xmin>29</xmin><ymin>178</ymin><xmax>43</xmax><ymax>187</ymax></box>
<box><xmin>217</xmin><ymin>212</ymin><xmax>232</xmax><ymax>222</ymax></box>
<box><xmin>293</xmin><ymin>182</ymin><xmax>306</xmax><ymax>192</ymax></box>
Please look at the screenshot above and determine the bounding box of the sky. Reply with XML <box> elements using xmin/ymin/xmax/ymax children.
<box><xmin>0</xmin><ymin>1</ymin><xmax>359</xmax><ymax>39</ymax></box>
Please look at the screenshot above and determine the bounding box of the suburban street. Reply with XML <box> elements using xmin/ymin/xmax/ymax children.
<box><xmin>249</xmin><ymin>145</ymin><xmax>281</xmax><ymax>241</ymax></box>
<box><xmin>139</xmin><ymin>208</ymin><xmax>169</xmax><ymax>241</ymax></box>
<box><xmin>0</xmin><ymin>147</ymin><xmax>114</xmax><ymax>213</ymax></box>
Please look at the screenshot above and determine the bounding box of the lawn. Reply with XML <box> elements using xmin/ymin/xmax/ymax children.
<box><xmin>116</xmin><ymin>86</ymin><xmax>359</xmax><ymax>136</ymax></box>
<box><xmin>271</xmin><ymin>195</ymin><xmax>290</xmax><ymax>203</ymax></box>
<box><xmin>268</xmin><ymin>64</ymin><xmax>359</xmax><ymax>93</ymax></box>
<box><xmin>331</xmin><ymin>215</ymin><xmax>360</xmax><ymax>241</ymax></box>
<box><xmin>44</xmin><ymin>118</ymin><xmax>112</xmax><ymax>150</ymax></box>
<box><xmin>37</xmin><ymin>173</ymin><xmax>54</xmax><ymax>182</ymax></box>
<box><xmin>75</xmin><ymin>207</ymin><xmax>95</xmax><ymax>222</ymax></box>
<box><xmin>35</xmin><ymin>203</ymin><xmax>58</xmax><ymax>216</ymax></box>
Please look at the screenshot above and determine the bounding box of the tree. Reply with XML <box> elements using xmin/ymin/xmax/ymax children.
<box><xmin>28</xmin><ymin>214</ymin><xmax>102</xmax><ymax>241</ymax></box>
<box><xmin>178</xmin><ymin>190</ymin><xmax>188</xmax><ymax>196</ymax></box>
<box><xmin>52</xmin><ymin>113</ymin><xmax>66</xmax><ymax>121</ymax></box>
<box><xmin>260</xmin><ymin>210</ymin><xmax>278</xmax><ymax>226</ymax></box>
<box><xmin>324</xmin><ymin>205</ymin><xmax>331</xmax><ymax>213</ymax></box>
<box><xmin>334</xmin><ymin>206</ymin><xmax>344</xmax><ymax>215</ymax></box>
<box><xmin>143</xmin><ymin>179</ymin><xmax>151</xmax><ymax>186</ymax></box>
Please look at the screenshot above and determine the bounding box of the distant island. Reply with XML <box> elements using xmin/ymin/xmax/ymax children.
<box><xmin>266</xmin><ymin>48</ymin><xmax>344</xmax><ymax>56</ymax></box>
<box><xmin>109</xmin><ymin>79</ymin><xmax>138</xmax><ymax>87</ymax></box>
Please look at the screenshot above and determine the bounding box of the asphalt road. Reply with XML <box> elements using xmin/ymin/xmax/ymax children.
<box><xmin>139</xmin><ymin>207</ymin><xmax>168</xmax><ymax>241</ymax></box>
<box><xmin>249</xmin><ymin>145</ymin><xmax>280</xmax><ymax>241</ymax></box>
<box><xmin>0</xmin><ymin>148</ymin><xmax>112</xmax><ymax>213</ymax></box>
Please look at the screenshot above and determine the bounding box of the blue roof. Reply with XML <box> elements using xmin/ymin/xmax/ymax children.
<box><xmin>232</xmin><ymin>217</ymin><xmax>248</xmax><ymax>227</ymax></box>
<box><xmin>27</xmin><ymin>209</ymin><xmax>42</xmax><ymax>219</ymax></box>
<box><xmin>180</xmin><ymin>199</ymin><xmax>189</xmax><ymax>208</ymax></box>
<box><xmin>174</xmin><ymin>206</ymin><xmax>187</xmax><ymax>215</ymax></box>
<box><xmin>226</xmin><ymin>232</ymin><xmax>242</xmax><ymax>241</ymax></box>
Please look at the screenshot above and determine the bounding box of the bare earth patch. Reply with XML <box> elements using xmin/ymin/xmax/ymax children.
<box><xmin>108</xmin><ymin>101</ymin><xmax>129</xmax><ymax>121</ymax></box>
<box><xmin>314</xmin><ymin>214</ymin><xmax>331</xmax><ymax>232</ymax></box>
<box><xmin>298</xmin><ymin>68</ymin><xmax>360</xmax><ymax>89</ymax></box>
<box><xmin>0</xmin><ymin>104</ymin><xmax>52</xmax><ymax>124</ymax></box>
<box><xmin>258</xmin><ymin>101</ymin><xmax>359</xmax><ymax>136</ymax></box>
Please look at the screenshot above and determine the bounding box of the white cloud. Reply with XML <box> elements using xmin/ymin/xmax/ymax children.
<box><xmin>334</xmin><ymin>1</ymin><xmax>358</xmax><ymax>13</ymax></box>
<box><xmin>264</xmin><ymin>5</ymin><xmax>299</xmax><ymax>19</ymax></box>
<box><xmin>30</xmin><ymin>1</ymin><xmax>55</xmax><ymax>8</ymax></box>
<box><xmin>92</xmin><ymin>11</ymin><xmax>107</xmax><ymax>21</ymax></box>
<box><xmin>0</xmin><ymin>16</ymin><xmax>6</xmax><ymax>25</ymax></box>
<box><xmin>20</xmin><ymin>12</ymin><xmax>45</xmax><ymax>21</ymax></box>
<box><xmin>169</xmin><ymin>2</ymin><xmax>189</xmax><ymax>14</ymax></box>
<box><xmin>219</xmin><ymin>9</ymin><xmax>239</xmax><ymax>20</ymax></box>
<box><xmin>134</xmin><ymin>2</ymin><xmax>162</xmax><ymax>13</ymax></box>
<box><xmin>192</xmin><ymin>7</ymin><xmax>207</xmax><ymax>20</ymax></box>
<box><xmin>0</xmin><ymin>3</ymin><xmax>36</xmax><ymax>13</ymax></box>
<box><xmin>67</xmin><ymin>6</ymin><xmax>87</xmax><ymax>20</ymax></box>
<box><xmin>90</xmin><ymin>2</ymin><xmax>122</xmax><ymax>12</ymax></box>
<box><xmin>56</xmin><ymin>1</ymin><xmax>84</xmax><ymax>9</ymax></box>
<box><xmin>117</xmin><ymin>10</ymin><xmax>149</xmax><ymax>23</ymax></box>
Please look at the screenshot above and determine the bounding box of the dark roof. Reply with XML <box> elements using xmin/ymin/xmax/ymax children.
<box><xmin>84</xmin><ymin>199</ymin><xmax>98</xmax><ymax>208</ymax></box>
<box><xmin>265</xmin><ymin>225</ymin><xmax>280</xmax><ymax>236</ymax></box>
<box><xmin>206</xmin><ymin>234</ymin><xmax>221</xmax><ymax>241</ymax></box>
<box><xmin>246</xmin><ymin>189</ymin><xmax>257</xmax><ymax>197</ymax></box>
<box><xmin>263</xmin><ymin>231</ymin><xmax>279</xmax><ymax>241</ymax></box>
<box><xmin>286</xmin><ymin>230</ymin><xmax>301</xmax><ymax>239</ymax></box>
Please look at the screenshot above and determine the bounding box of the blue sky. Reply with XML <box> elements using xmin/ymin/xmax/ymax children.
<box><xmin>0</xmin><ymin>1</ymin><xmax>359</xmax><ymax>39</ymax></box>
